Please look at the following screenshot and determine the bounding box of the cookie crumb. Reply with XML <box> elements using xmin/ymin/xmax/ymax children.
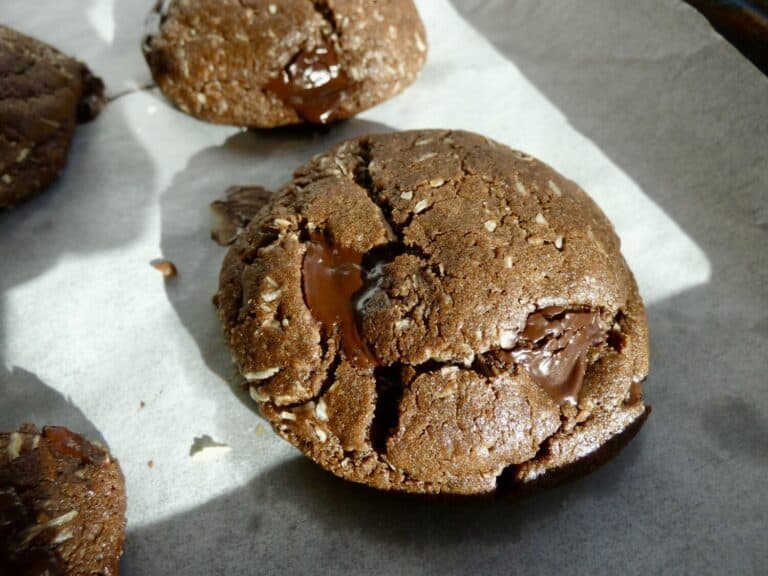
<box><xmin>147</xmin><ymin>460</ymin><xmax>154</xmax><ymax>468</ymax></box>
<box><xmin>189</xmin><ymin>435</ymin><xmax>231</xmax><ymax>459</ymax></box>
<box><xmin>151</xmin><ymin>259</ymin><xmax>178</xmax><ymax>278</ymax></box>
<box><xmin>139</xmin><ymin>401</ymin><xmax>146</xmax><ymax>409</ymax></box>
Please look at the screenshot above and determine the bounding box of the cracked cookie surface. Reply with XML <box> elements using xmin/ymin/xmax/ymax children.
<box><xmin>143</xmin><ymin>0</ymin><xmax>427</xmax><ymax>127</ymax></box>
<box><xmin>215</xmin><ymin>130</ymin><xmax>650</xmax><ymax>494</ymax></box>
<box><xmin>0</xmin><ymin>424</ymin><xmax>126</xmax><ymax>575</ymax></box>
<box><xmin>0</xmin><ymin>25</ymin><xmax>104</xmax><ymax>208</ymax></box>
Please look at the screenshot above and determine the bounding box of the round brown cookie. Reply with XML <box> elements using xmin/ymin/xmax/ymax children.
<box><xmin>0</xmin><ymin>25</ymin><xmax>105</xmax><ymax>209</ymax></box>
<box><xmin>215</xmin><ymin>129</ymin><xmax>650</xmax><ymax>495</ymax></box>
<box><xmin>143</xmin><ymin>0</ymin><xmax>427</xmax><ymax>127</ymax></box>
<box><xmin>0</xmin><ymin>424</ymin><xmax>126</xmax><ymax>575</ymax></box>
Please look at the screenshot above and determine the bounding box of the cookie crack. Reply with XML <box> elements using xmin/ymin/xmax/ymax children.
<box><xmin>494</xmin><ymin>436</ymin><xmax>555</xmax><ymax>494</ymax></box>
<box><xmin>443</xmin><ymin>130</ymin><xmax>473</xmax><ymax>182</ymax></box>
<box><xmin>496</xmin><ymin>403</ymin><xmax>633</xmax><ymax>494</ymax></box>
<box><xmin>352</xmin><ymin>138</ymin><xmax>407</xmax><ymax>243</ymax></box>
<box><xmin>310</xmin><ymin>1</ymin><xmax>342</xmax><ymax>40</ymax></box>
<box><xmin>370</xmin><ymin>364</ymin><xmax>408</xmax><ymax>454</ymax></box>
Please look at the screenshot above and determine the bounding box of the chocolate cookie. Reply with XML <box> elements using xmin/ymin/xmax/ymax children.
<box><xmin>1</xmin><ymin>424</ymin><xmax>126</xmax><ymax>574</ymax></box>
<box><xmin>143</xmin><ymin>0</ymin><xmax>427</xmax><ymax>127</ymax></box>
<box><xmin>0</xmin><ymin>25</ymin><xmax>105</xmax><ymax>208</ymax></box>
<box><xmin>215</xmin><ymin>130</ymin><xmax>650</xmax><ymax>495</ymax></box>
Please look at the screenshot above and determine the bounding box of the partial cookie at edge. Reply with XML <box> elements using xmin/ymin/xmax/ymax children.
<box><xmin>0</xmin><ymin>424</ymin><xmax>126</xmax><ymax>575</ymax></box>
<box><xmin>0</xmin><ymin>25</ymin><xmax>105</xmax><ymax>208</ymax></box>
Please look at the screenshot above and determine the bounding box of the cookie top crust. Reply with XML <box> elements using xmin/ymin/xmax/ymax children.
<box><xmin>143</xmin><ymin>0</ymin><xmax>427</xmax><ymax>127</ymax></box>
<box><xmin>215</xmin><ymin>129</ymin><xmax>650</xmax><ymax>494</ymax></box>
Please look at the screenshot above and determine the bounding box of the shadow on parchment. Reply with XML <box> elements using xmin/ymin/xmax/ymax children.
<box><xmin>0</xmin><ymin>0</ymin><xmax>156</xmax><ymax>362</ymax></box>
<box><xmin>125</xmin><ymin>431</ymin><xmax>646</xmax><ymax>575</ymax></box>
<box><xmin>0</xmin><ymin>365</ymin><xmax>106</xmax><ymax>446</ymax></box>
<box><xmin>0</xmin><ymin>107</ymin><xmax>154</xmax><ymax>363</ymax></box>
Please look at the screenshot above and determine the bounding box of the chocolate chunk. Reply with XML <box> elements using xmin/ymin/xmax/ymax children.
<box><xmin>507</xmin><ymin>308</ymin><xmax>606</xmax><ymax>406</ymax></box>
<box><xmin>265</xmin><ymin>43</ymin><xmax>350</xmax><ymax>125</ymax></box>
<box><xmin>302</xmin><ymin>231</ymin><xmax>377</xmax><ymax>369</ymax></box>
<box><xmin>210</xmin><ymin>185</ymin><xmax>273</xmax><ymax>246</ymax></box>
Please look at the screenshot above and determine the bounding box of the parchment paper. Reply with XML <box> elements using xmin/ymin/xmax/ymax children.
<box><xmin>1</xmin><ymin>1</ymin><xmax>766</xmax><ymax>574</ymax></box>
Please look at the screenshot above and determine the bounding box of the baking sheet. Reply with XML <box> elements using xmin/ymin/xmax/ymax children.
<box><xmin>1</xmin><ymin>0</ymin><xmax>766</xmax><ymax>574</ymax></box>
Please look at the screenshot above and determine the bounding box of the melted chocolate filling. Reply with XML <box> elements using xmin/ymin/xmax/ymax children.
<box><xmin>302</xmin><ymin>231</ymin><xmax>377</xmax><ymax>369</ymax></box>
<box><xmin>266</xmin><ymin>43</ymin><xmax>350</xmax><ymax>124</ymax></box>
<box><xmin>503</xmin><ymin>307</ymin><xmax>605</xmax><ymax>406</ymax></box>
